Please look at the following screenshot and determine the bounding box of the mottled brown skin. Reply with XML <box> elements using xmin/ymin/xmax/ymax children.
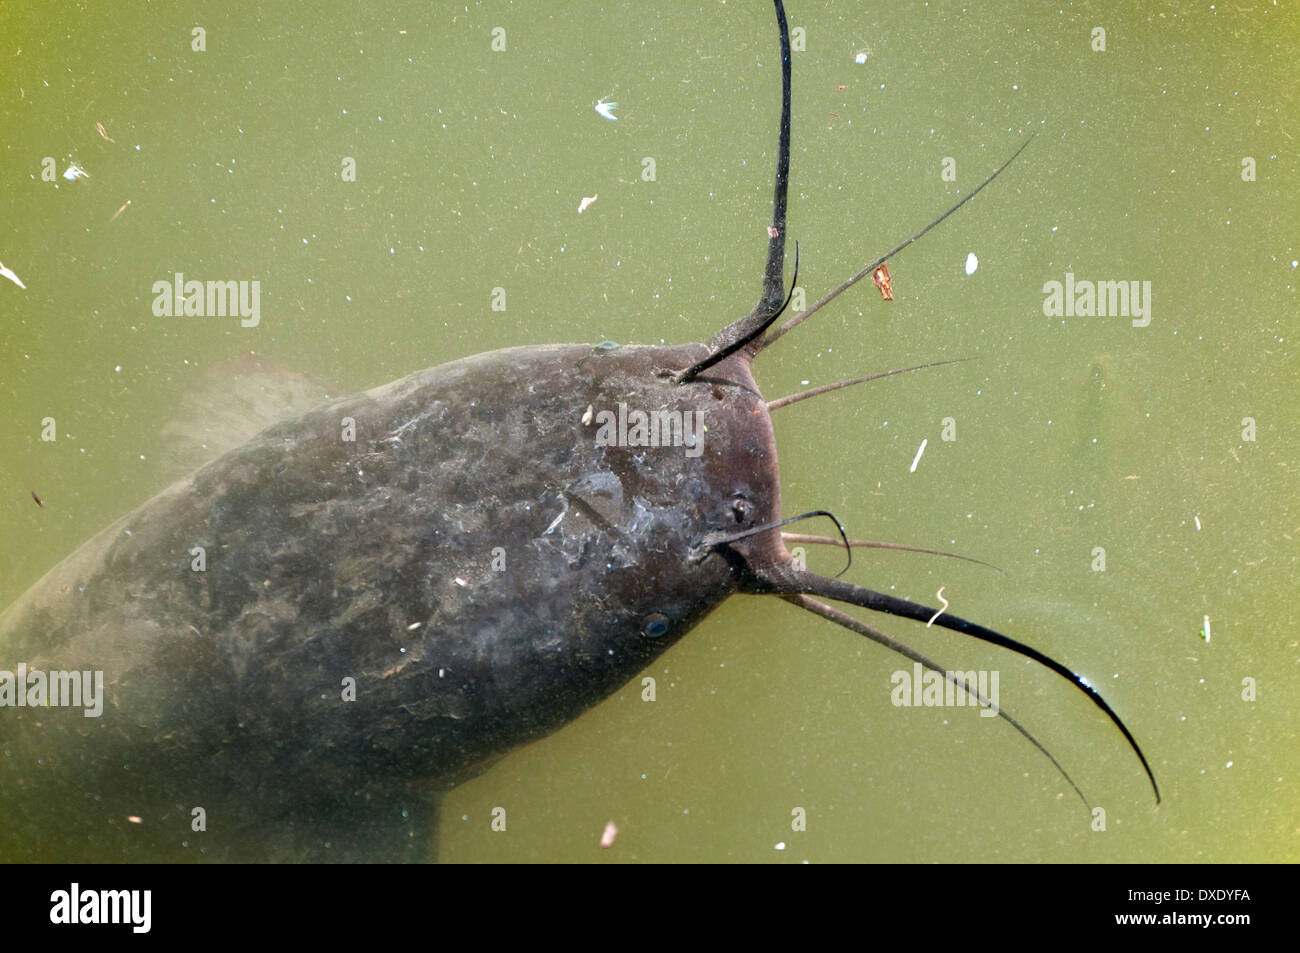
<box><xmin>0</xmin><ymin>344</ymin><xmax>785</xmax><ymax>861</ymax></box>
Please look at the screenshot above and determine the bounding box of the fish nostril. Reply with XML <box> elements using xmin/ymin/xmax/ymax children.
<box><xmin>641</xmin><ymin>613</ymin><xmax>670</xmax><ymax>638</ymax></box>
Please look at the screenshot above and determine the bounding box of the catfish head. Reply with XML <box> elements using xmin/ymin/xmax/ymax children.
<box><xmin>542</xmin><ymin>0</ymin><xmax>1160</xmax><ymax>809</ymax></box>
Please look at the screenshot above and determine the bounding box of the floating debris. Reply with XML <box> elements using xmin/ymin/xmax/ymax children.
<box><xmin>854</xmin><ymin>50</ymin><xmax>869</xmax><ymax>65</ymax></box>
<box><xmin>578</xmin><ymin>194</ymin><xmax>598</xmax><ymax>215</ymax></box>
<box><xmin>599</xmin><ymin>819</ymin><xmax>618</xmax><ymax>848</ymax></box>
<box><xmin>581</xmin><ymin>404</ymin><xmax>594</xmax><ymax>426</ymax></box>
<box><xmin>872</xmin><ymin>262</ymin><xmax>893</xmax><ymax>300</ymax></box>
<box><xmin>927</xmin><ymin>586</ymin><xmax>949</xmax><ymax>628</ymax></box>
<box><xmin>0</xmin><ymin>260</ymin><xmax>26</xmax><ymax>289</ymax></box>
<box><xmin>63</xmin><ymin>162</ymin><xmax>90</xmax><ymax>182</ymax></box>
<box><xmin>1201</xmin><ymin>615</ymin><xmax>1211</xmax><ymax>642</ymax></box>
<box><xmin>965</xmin><ymin>252</ymin><xmax>978</xmax><ymax>275</ymax></box>
<box><xmin>1194</xmin><ymin>514</ymin><xmax>1202</xmax><ymax>531</ymax></box>
<box><xmin>95</xmin><ymin>121</ymin><xmax>115</xmax><ymax>143</ymax></box>
<box><xmin>31</xmin><ymin>491</ymin><xmax>44</xmax><ymax>508</ymax></box>
<box><xmin>909</xmin><ymin>437</ymin><xmax>927</xmax><ymax>473</ymax></box>
<box><xmin>109</xmin><ymin>199</ymin><xmax>132</xmax><ymax>222</ymax></box>
<box><xmin>594</xmin><ymin>98</ymin><xmax>618</xmax><ymax>121</ymax></box>
<box><xmin>767</xmin><ymin>225</ymin><xmax>779</xmax><ymax>238</ymax></box>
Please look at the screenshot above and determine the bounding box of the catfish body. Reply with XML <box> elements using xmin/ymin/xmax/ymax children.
<box><xmin>0</xmin><ymin>343</ymin><xmax>781</xmax><ymax>861</ymax></box>
<box><xmin>0</xmin><ymin>0</ymin><xmax>1159</xmax><ymax>863</ymax></box>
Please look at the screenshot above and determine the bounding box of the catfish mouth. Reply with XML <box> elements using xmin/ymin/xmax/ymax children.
<box><xmin>672</xmin><ymin>0</ymin><xmax>1160</xmax><ymax>810</ymax></box>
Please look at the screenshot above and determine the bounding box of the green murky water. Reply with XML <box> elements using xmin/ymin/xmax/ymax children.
<box><xmin>1</xmin><ymin>0</ymin><xmax>1295</xmax><ymax>862</ymax></box>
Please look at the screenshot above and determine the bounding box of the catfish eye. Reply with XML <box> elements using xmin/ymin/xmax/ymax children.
<box><xmin>641</xmin><ymin>613</ymin><xmax>670</xmax><ymax>638</ymax></box>
<box><xmin>731</xmin><ymin>498</ymin><xmax>749</xmax><ymax>524</ymax></box>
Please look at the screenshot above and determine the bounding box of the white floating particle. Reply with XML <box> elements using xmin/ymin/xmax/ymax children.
<box><xmin>1194</xmin><ymin>514</ymin><xmax>1202</xmax><ymax>531</ymax></box>
<box><xmin>595</xmin><ymin>99</ymin><xmax>618</xmax><ymax>121</ymax></box>
<box><xmin>599</xmin><ymin>820</ymin><xmax>618</xmax><ymax>848</ymax></box>
<box><xmin>909</xmin><ymin>438</ymin><xmax>928</xmax><ymax>473</ymax></box>
<box><xmin>965</xmin><ymin>252</ymin><xmax>978</xmax><ymax>275</ymax></box>
<box><xmin>854</xmin><ymin>51</ymin><xmax>869</xmax><ymax>64</ymax></box>
<box><xmin>0</xmin><ymin>261</ymin><xmax>26</xmax><ymax>289</ymax></box>
<box><xmin>1202</xmin><ymin>615</ymin><xmax>1211</xmax><ymax>642</ymax></box>
<box><xmin>454</xmin><ymin>577</ymin><xmax>467</xmax><ymax>588</ymax></box>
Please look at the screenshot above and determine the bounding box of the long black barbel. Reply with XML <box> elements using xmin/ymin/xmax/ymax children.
<box><xmin>762</xmin><ymin>134</ymin><xmax>1035</xmax><ymax>350</ymax></box>
<box><xmin>679</xmin><ymin>244</ymin><xmax>800</xmax><ymax>383</ymax></box>
<box><xmin>765</xmin><ymin>359</ymin><xmax>970</xmax><ymax>412</ymax></box>
<box><xmin>780</xmin><ymin>532</ymin><xmax>1004</xmax><ymax>573</ymax></box>
<box><xmin>783</xmin><ymin>592</ymin><xmax>1090</xmax><ymax>808</ymax></box>
<box><xmin>695</xmin><ymin>510</ymin><xmax>853</xmax><ymax>577</ymax></box>
<box><xmin>759</xmin><ymin>566</ymin><xmax>1161</xmax><ymax>804</ymax></box>
<box><xmin>678</xmin><ymin>0</ymin><xmax>793</xmax><ymax>383</ymax></box>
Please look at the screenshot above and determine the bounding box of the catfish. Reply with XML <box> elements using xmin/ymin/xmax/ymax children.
<box><xmin>0</xmin><ymin>0</ymin><xmax>1156</xmax><ymax>862</ymax></box>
